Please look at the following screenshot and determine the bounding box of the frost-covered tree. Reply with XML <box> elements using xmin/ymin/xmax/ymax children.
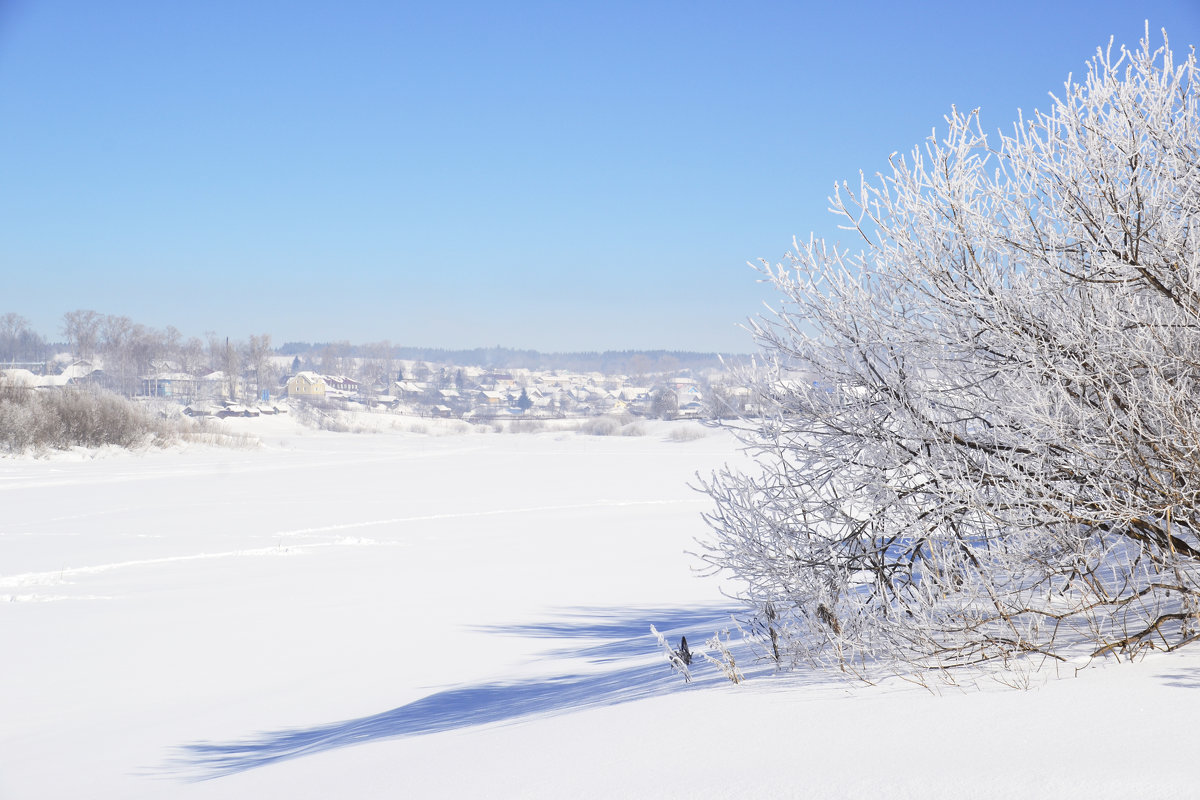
<box><xmin>221</xmin><ymin>339</ymin><xmax>243</xmax><ymax>401</ymax></box>
<box><xmin>181</xmin><ymin>337</ymin><xmax>207</xmax><ymax>375</ymax></box>
<box><xmin>701</xmin><ymin>29</ymin><xmax>1200</xmax><ymax>677</ymax></box>
<box><xmin>651</xmin><ymin>384</ymin><xmax>678</xmax><ymax>419</ymax></box>
<box><xmin>243</xmin><ymin>334</ymin><xmax>275</xmax><ymax>400</ymax></box>
<box><xmin>0</xmin><ymin>313</ymin><xmax>45</xmax><ymax>365</ymax></box>
<box><xmin>0</xmin><ymin>313</ymin><xmax>28</xmax><ymax>361</ymax></box>
<box><xmin>62</xmin><ymin>309</ymin><xmax>101</xmax><ymax>361</ymax></box>
<box><xmin>99</xmin><ymin>315</ymin><xmax>136</xmax><ymax>396</ymax></box>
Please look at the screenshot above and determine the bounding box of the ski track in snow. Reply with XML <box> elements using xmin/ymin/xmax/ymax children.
<box><xmin>3</xmin><ymin>593</ymin><xmax>114</xmax><ymax>603</ymax></box>
<box><xmin>0</xmin><ymin>545</ymin><xmax>323</xmax><ymax>590</ymax></box>
<box><xmin>0</xmin><ymin>498</ymin><xmax>696</xmax><ymax>591</ymax></box>
<box><xmin>0</xmin><ymin>445</ymin><xmax>494</xmax><ymax>493</ymax></box>
<box><xmin>276</xmin><ymin>498</ymin><xmax>692</xmax><ymax>538</ymax></box>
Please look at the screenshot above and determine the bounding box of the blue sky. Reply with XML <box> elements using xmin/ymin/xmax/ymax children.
<box><xmin>2</xmin><ymin>1</ymin><xmax>1199</xmax><ymax>352</ymax></box>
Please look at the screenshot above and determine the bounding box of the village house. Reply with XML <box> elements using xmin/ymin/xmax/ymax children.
<box><xmin>140</xmin><ymin>371</ymin><xmax>201</xmax><ymax>401</ymax></box>
<box><xmin>323</xmin><ymin>375</ymin><xmax>360</xmax><ymax>394</ymax></box>
<box><xmin>481</xmin><ymin>372</ymin><xmax>519</xmax><ymax>391</ymax></box>
<box><xmin>286</xmin><ymin>371</ymin><xmax>327</xmax><ymax>399</ymax></box>
<box><xmin>393</xmin><ymin>380</ymin><xmax>424</xmax><ymax>400</ymax></box>
<box><xmin>477</xmin><ymin>390</ymin><xmax>505</xmax><ymax>405</ymax></box>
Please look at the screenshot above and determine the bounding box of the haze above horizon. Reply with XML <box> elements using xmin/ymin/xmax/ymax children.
<box><xmin>3</xmin><ymin>1</ymin><xmax>1198</xmax><ymax>352</ymax></box>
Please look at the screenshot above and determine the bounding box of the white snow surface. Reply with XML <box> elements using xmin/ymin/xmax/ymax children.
<box><xmin>2</xmin><ymin>416</ymin><xmax>1198</xmax><ymax>798</ymax></box>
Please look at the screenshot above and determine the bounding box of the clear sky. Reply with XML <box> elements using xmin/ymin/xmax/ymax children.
<box><xmin>2</xmin><ymin>1</ymin><xmax>1199</xmax><ymax>353</ymax></box>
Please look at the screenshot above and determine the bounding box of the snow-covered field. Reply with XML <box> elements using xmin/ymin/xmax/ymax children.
<box><xmin>2</xmin><ymin>416</ymin><xmax>1199</xmax><ymax>799</ymax></box>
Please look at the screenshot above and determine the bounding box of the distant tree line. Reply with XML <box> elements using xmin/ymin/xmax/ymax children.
<box><xmin>277</xmin><ymin>343</ymin><xmax>747</xmax><ymax>375</ymax></box>
<box><xmin>0</xmin><ymin>313</ymin><xmax>54</xmax><ymax>365</ymax></box>
<box><xmin>2</xmin><ymin>309</ymin><xmax>747</xmax><ymax>405</ymax></box>
<box><xmin>0</xmin><ymin>310</ymin><xmax>277</xmax><ymax>401</ymax></box>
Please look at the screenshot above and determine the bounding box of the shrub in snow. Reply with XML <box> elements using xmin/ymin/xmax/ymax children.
<box><xmin>507</xmin><ymin>418</ymin><xmax>547</xmax><ymax>434</ymax></box>
<box><xmin>701</xmin><ymin>29</ymin><xmax>1200</xmax><ymax>679</ymax></box>
<box><xmin>576</xmin><ymin>414</ymin><xmax>644</xmax><ymax>437</ymax></box>
<box><xmin>651</xmin><ymin>625</ymin><xmax>692</xmax><ymax>683</ymax></box>
<box><xmin>0</xmin><ymin>381</ymin><xmax>178</xmax><ymax>452</ymax></box>
<box><xmin>650</xmin><ymin>624</ymin><xmax>746</xmax><ymax>685</ymax></box>
<box><xmin>619</xmin><ymin>421</ymin><xmax>646</xmax><ymax>437</ymax></box>
<box><xmin>293</xmin><ymin>400</ymin><xmax>367</xmax><ymax>433</ymax></box>
<box><xmin>701</xmin><ymin>630</ymin><xmax>745</xmax><ymax>685</ymax></box>
<box><xmin>667</xmin><ymin>425</ymin><xmax>707</xmax><ymax>443</ymax></box>
<box><xmin>578</xmin><ymin>416</ymin><xmax>617</xmax><ymax>436</ymax></box>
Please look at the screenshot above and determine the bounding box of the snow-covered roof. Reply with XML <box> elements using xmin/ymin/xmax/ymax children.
<box><xmin>1</xmin><ymin>368</ymin><xmax>39</xmax><ymax>387</ymax></box>
<box><xmin>58</xmin><ymin>361</ymin><xmax>96</xmax><ymax>380</ymax></box>
<box><xmin>1</xmin><ymin>368</ymin><xmax>74</xmax><ymax>388</ymax></box>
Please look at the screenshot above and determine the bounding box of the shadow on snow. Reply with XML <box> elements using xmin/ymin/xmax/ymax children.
<box><xmin>169</xmin><ymin>604</ymin><xmax>743</xmax><ymax>780</ymax></box>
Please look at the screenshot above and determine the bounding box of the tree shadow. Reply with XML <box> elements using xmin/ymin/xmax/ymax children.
<box><xmin>475</xmin><ymin>604</ymin><xmax>746</xmax><ymax>663</ymax></box>
<box><xmin>169</xmin><ymin>604</ymin><xmax>743</xmax><ymax>780</ymax></box>
<box><xmin>1156</xmin><ymin>670</ymin><xmax>1200</xmax><ymax>689</ymax></box>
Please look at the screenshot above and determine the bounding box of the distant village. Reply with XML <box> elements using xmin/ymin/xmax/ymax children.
<box><xmin>0</xmin><ymin>340</ymin><xmax>748</xmax><ymax>424</ymax></box>
<box><xmin>0</xmin><ymin>311</ymin><xmax>758</xmax><ymax>422</ymax></box>
<box><xmin>275</xmin><ymin>361</ymin><xmax>750</xmax><ymax>421</ymax></box>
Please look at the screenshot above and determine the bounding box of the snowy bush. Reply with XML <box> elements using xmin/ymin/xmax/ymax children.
<box><xmin>0</xmin><ymin>381</ymin><xmax>179</xmax><ymax>452</ymax></box>
<box><xmin>507</xmin><ymin>418</ymin><xmax>546</xmax><ymax>434</ymax></box>
<box><xmin>292</xmin><ymin>400</ymin><xmax>369</xmax><ymax>433</ymax></box>
<box><xmin>577</xmin><ymin>414</ymin><xmax>644</xmax><ymax>437</ymax></box>
<box><xmin>701</xmin><ymin>29</ymin><xmax>1200</xmax><ymax>678</ymax></box>
<box><xmin>667</xmin><ymin>425</ymin><xmax>707</xmax><ymax>443</ymax></box>
<box><xmin>651</xmin><ymin>625</ymin><xmax>692</xmax><ymax>683</ymax></box>
<box><xmin>578</xmin><ymin>415</ymin><xmax>620</xmax><ymax>436</ymax></box>
<box><xmin>618</xmin><ymin>421</ymin><xmax>646</xmax><ymax>437</ymax></box>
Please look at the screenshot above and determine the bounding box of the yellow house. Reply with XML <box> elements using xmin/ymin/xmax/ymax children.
<box><xmin>287</xmin><ymin>371</ymin><xmax>327</xmax><ymax>398</ymax></box>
